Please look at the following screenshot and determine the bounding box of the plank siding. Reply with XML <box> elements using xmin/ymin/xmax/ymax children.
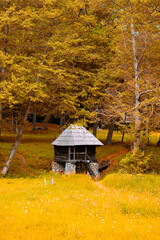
<box><xmin>54</xmin><ymin>146</ymin><xmax>97</xmax><ymax>163</ymax></box>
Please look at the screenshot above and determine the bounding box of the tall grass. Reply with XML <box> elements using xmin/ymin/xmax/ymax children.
<box><xmin>101</xmin><ymin>173</ymin><xmax>160</xmax><ymax>195</ymax></box>
<box><xmin>96</xmin><ymin>144</ymin><xmax>125</xmax><ymax>159</ymax></box>
<box><xmin>0</xmin><ymin>174</ymin><xmax>159</xmax><ymax>240</ymax></box>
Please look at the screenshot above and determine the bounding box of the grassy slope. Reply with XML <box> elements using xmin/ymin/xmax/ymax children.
<box><xmin>0</xmin><ymin>124</ymin><xmax>59</xmax><ymax>177</ymax></box>
<box><xmin>1</xmin><ymin>123</ymin><xmax>160</xmax><ymax>176</ymax></box>
<box><xmin>0</xmin><ymin>124</ymin><xmax>128</xmax><ymax>177</ymax></box>
<box><xmin>0</xmin><ymin>173</ymin><xmax>159</xmax><ymax>240</ymax></box>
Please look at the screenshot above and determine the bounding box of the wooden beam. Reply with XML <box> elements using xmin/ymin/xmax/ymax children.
<box><xmin>68</xmin><ymin>147</ymin><xmax>71</xmax><ymax>161</ymax></box>
<box><xmin>73</xmin><ymin>146</ymin><xmax>75</xmax><ymax>160</ymax></box>
<box><xmin>85</xmin><ymin>147</ymin><xmax>87</xmax><ymax>161</ymax></box>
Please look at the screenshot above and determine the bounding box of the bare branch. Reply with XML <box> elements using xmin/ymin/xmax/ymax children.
<box><xmin>137</xmin><ymin>45</ymin><xmax>147</xmax><ymax>68</ymax></box>
<box><xmin>139</xmin><ymin>87</ymin><xmax>160</xmax><ymax>100</ymax></box>
<box><xmin>148</xmin><ymin>103</ymin><xmax>154</xmax><ymax>120</ymax></box>
<box><xmin>137</xmin><ymin>70</ymin><xmax>144</xmax><ymax>77</ymax></box>
<box><xmin>132</xmin><ymin>102</ymin><xmax>140</xmax><ymax>111</ymax></box>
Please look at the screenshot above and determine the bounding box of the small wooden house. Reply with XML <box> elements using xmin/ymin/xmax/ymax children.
<box><xmin>52</xmin><ymin>124</ymin><xmax>103</xmax><ymax>178</ymax></box>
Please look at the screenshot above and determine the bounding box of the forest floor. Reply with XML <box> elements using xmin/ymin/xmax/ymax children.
<box><xmin>0</xmin><ymin>122</ymin><xmax>160</xmax><ymax>177</ymax></box>
<box><xmin>0</xmin><ymin>123</ymin><xmax>129</xmax><ymax>177</ymax></box>
<box><xmin>99</xmin><ymin>148</ymin><xmax>129</xmax><ymax>178</ymax></box>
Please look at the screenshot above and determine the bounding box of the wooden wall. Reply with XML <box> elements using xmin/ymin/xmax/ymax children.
<box><xmin>54</xmin><ymin>145</ymin><xmax>97</xmax><ymax>163</ymax></box>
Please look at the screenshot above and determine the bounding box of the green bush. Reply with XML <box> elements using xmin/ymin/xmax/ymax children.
<box><xmin>119</xmin><ymin>150</ymin><xmax>152</xmax><ymax>174</ymax></box>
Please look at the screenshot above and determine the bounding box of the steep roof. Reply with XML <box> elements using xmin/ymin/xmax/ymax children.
<box><xmin>52</xmin><ymin>124</ymin><xmax>103</xmax><ymax>146</ymax></box>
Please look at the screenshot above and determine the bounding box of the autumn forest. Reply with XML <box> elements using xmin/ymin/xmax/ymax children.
<box><xmin>0</xmin><ymin>0</ymin><xmax>160</xmax><ymax>175</ymax></box>
<box><xmin>0</xmin><ymin>1</ymin><xmax>160</xmax><ymax>239</ymax></box>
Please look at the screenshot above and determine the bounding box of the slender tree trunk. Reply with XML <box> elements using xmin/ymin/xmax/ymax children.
<box><xmin>0</xmin><ymin>24</ymin><xmax>9</xmax><ymax>136</ymax></box>
<box><xmin>121</xmin><ymin>113</ymin><xmax>126</xmax><ymax>143</ymax></box>
<box><xmin>147</xmin><ymin>133</ymin><xmax>150</xmax><ymax>145</ymax></box>
<box><xmin>130</xmin><ymin>0</ymin><xmax>141</xmax><ymax>152</ymax></box>
<box><xmin>93</xmin><ymin>121</ymin><xmax>98</xmax><ymax>137</ymax></box>
<box><xmin>11</xmin><ymin>113</ymin><xmax>16</xmax><ymax>133</ymax></box>
<box><xmin>0</xmin><ymin>2</ymin><xmax>9</xmax><ymax>135</ymax></box>
<box><xmin>60</xmin><ymin>114</ymin><xmax>66</xmax><ymax>130</ymax></box>
<box><xmin>44</xmin><ymin>114</ymin><xmax>50</xmax><ymax>130</ymax></box>
<box><xmin>32</xmin><ymin>111</ymin><xmax>37</xmax><ymax>130</ymax></box>
<box><xmin>141</xmin><ymin>120</ymin><xmax>150</xmax><ymax>151</ymax></box>
<box><xmin>15</xmin><ymin>120</ymin><xmax>18</xmax><ymax>133</ymax></box>
<box><xmin>0</xmin><ymin>102</ymin><xmax>2</xmax><ymax>137</ymax></box>
<box><xmin>106</xmin><ymin>120</ymin><xmax>115</xmax><ymax>145</ymax></box>
<box><xmin>121</xmin><ymin>131</ymin><xmax>125</xmax><ymax>143</ymax></box>
<box><xmin>1</xmin><ymin>101</ymin><xmax>31</xmax><ymax>176</ymax></box>
<box><xmin>141</xmin><ymin>132</ymin><xmax>146</xmax><ymax>151</ymax></box>
<box><xmin>44</xmin><ymin>123</ymin><xmax>48</xmax><ymax>130</ymax></box>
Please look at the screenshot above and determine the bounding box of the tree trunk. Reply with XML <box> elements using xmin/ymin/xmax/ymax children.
<box><xmin>93</xmin><ymin>121</ymin><xmax>98</xmax><ymax>137</ymax></box>
<box><xmin>1</xmin><ymin>101</ymin><xmax>31</xmax><ymax>176</ymax></box>
<box><xmin>11</xmin><ymin>113</ymin><xmax>16</xmax><ymax>133</ymax></box>
<box><xmin>0</xmin><ymin>7</ymin><xmax>9</xmax><ymax>136</ymax></box>
<box><xmin>106</xmin><ymin>121</ymin><xmax>115</xmax><ymax>145</ymax></box>
<box><xmin>121</xmin><ymin>113</ymin><xmax>126</xmax><ymax>143</ymax></box>
<box><xmin>44</xmin><ymin>114</ymin><xmax>50</xmax><ymax>130</ymax></box>
<box><xmin>121</xmin><ymin>131</ymin><xmax>125</xmax><ymax>143</ymax></box>
<box><xmin>141</xmin><ymin>121</ymin><xmax>149</xmax><ymax>151</ymax></box>
<box><xmin>44</xmin><ymin>123</ymin><xmax>48</xmax><ymax>130</ymax></box>
<box><xmin>130</xmin><ymin>0</ymin><xmax>141</xmax><ymax>153</ymax></box>
<box><xmin>0</xmin><ymin>102</ymin><xmax>2</xmax><ymax>137</ymax></box>
<box><xmin>32</xmin><ymin>111</ymin><xmax>37</xmax><ymax>130</ymax></box>
<box><xmin>60</xmin><ymin>114</ymin><xmax>66</xmax><ymax>130</ymax></box>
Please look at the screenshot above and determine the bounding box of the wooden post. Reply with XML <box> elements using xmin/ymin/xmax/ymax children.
<box><xmin>73</xmin><ymin>147</ymin><xmax>75</xmax><ymax>160</ymax></box>
<box><xmin>44</xmin><ymin>178</ymin><xmax>46</xmax><ymax>187</ymax></box>
<box><xmin>68</xmin><ymin>147</ymin><xmax>71</xmax><ymax>161</ymax></box>
<box><xmin>85</xmin><ymin>146</ymin><xmax>87</xmax><ymax>161</ymax></box>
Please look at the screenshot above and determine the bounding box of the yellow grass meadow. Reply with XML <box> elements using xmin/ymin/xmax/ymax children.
<box><xmin>0</xmin><ymin>173</ymin><xmax>159</xmax><ymax>240</ymax></box>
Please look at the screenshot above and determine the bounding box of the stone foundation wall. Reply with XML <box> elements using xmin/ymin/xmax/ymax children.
<box><xmin>52</xmin><ymin>161</ymin><xmax>99</xmax><ymax>178</ymax></box>
<box><xmin>64</xmin><ymin>163</ymin><xmax>76</xmax><ymax>175</ymax></box>
<box><xmin>52</xmin><ymin>162</ymin><xmax>65</xmax><ymax>173</ymax></box>
<box><xmin>88</xmin><ymin>162</ymin><xmax>100</xmax><ymax>179</ymax></box>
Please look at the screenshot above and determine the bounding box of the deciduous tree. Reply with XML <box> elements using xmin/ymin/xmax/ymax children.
<box><xmin>103</xmin><ymin>0</ymin><xmax>160</xmax><ymax>150</ymax></box>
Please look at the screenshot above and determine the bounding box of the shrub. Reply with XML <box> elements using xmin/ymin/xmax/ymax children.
<box><xmin>119</xmin><ymin>150</ymin><xmax>152</xmax><ymax>174</ymax></box>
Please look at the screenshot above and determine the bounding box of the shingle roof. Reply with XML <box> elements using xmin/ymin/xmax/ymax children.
<box><xmin>52</xmin><ymin>124</ymin><xmax>103</xmax><ymax>146</ymax></box>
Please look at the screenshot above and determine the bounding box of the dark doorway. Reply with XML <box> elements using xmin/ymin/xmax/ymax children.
<box><xmin>76</xmin><ymin>161</ymin><xmax>87</xmax><ymax>174</ymax></box>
